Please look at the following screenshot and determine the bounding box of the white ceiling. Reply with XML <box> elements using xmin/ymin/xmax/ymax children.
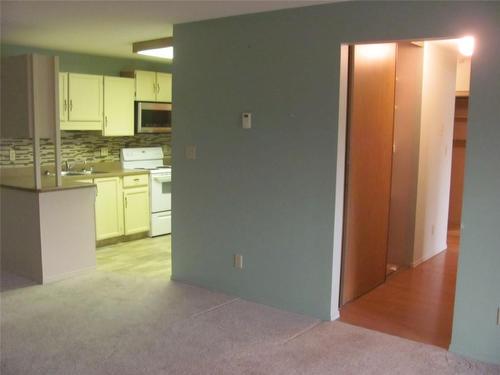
<box><xmin>1</xmin><ymin>1</ymin><xmax>333</xmax><ymax>61</ymax></box>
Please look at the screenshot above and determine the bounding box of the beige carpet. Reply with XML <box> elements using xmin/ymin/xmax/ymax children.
<box><xmin>1</xmin><ymin>270</ymin><xmax>499</xmax><ymax>374</ymax></box>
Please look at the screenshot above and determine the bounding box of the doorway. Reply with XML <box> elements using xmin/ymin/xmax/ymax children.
<box><xmin>337</xmin><ymin>38</ymin><xmax>472</xmax><ymax>348</ymax></box>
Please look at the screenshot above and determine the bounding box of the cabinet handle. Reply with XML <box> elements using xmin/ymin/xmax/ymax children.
<box><xmin>125</xmin><ymin>197</ymin><xmax>128</xmax><ymax>208</ymax></box>
<box><xmin>69</xmin><ymin>100</ymin><xmax>73</xmax><ymax>112</ymax></box>
<box><xmin>134</xmin><ymin>178</ymin><xmax>140</xmax><ymax>182</ymax></box>
<box><xmin>64</xmin><ymin>99</ymin><xmax>67</xmax><ymax>112</ymax></box>
<box><xmin>157</xmin><ymin>82</ymin><xmax>160</xmax><ymax>94</ymax></box>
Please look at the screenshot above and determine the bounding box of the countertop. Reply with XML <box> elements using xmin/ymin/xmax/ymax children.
<box><xmin>0</xmin><ymin>163</ymin><xmax>151</xmax><ymax>193</ymax></box>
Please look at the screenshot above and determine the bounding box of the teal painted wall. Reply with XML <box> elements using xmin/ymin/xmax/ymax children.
<box><xmin>172</xmin><ymin>1</ymin><xmax>500</xmax><ymax>364</ymax></box>
<box><xmin>1</xmin><ymin>44</ymin><xmax>171</xmax><ymax>75</ymax></box>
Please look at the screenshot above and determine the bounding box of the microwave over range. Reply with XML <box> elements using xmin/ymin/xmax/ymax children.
<box><xmin>135</xmin><ymin>101</ymin><xmax>172</xmax><ymax>133</ymax></box>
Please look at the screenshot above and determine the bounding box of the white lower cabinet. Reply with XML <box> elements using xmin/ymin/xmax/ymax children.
<box><xmin>123</xmin><ymin>186</ymin><xmax>150</xmax><ymax>235</ymax></box>
<box><xmin>93</xmin><ymin>174</ymin><xmax>150</xmax><ymax>241</ymax></box>
<box><xmin>94</xmin><ymin>177</ymin><xmax>124</xmax><ymax>240</ymax></box>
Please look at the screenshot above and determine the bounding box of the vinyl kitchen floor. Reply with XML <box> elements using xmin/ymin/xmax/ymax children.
<box><xmin>96</xmin><ymin>234</ymin><xmax>171</xmax><ymax>278</ymax></box>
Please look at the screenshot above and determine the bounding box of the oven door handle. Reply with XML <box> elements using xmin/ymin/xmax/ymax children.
<box><xmin>154</xmin><ymin>176</ymin><xmax>171</xmax><ymax>183</ymax></box>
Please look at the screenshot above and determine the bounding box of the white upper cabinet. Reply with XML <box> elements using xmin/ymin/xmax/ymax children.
<box><xmin>60</xmin><ymin>73</ymin><xmax>103</xmax><ymax>131</ymax></box>
<box><xmin>103</xmin><ymin>76</ymin><xmax>135</xmax><ymax>136</ymax></box>
<box><xmin>59</xmin><ymin>72</ymin><xmax>68</xmax><ymax>122</ymax></box>
<box><xmin>156</xmin><ymin>72</ymin><xmax>172</xmax><ymax>102</ymax></box>
<box><xmin>68</xmin><ymin>73</ymin><xmax>103</xmax><ymax>122</ymax></box>
<box><xmin>123</xmin><ymin>70</ymin><xmax>172</xmax><ymax>103</ymax></box>
<box><xmin>135</xmin><ymin>70</ymin><xmax>157</xmax><ymax>101</ymax></box>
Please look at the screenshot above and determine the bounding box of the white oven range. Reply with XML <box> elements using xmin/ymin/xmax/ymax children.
<box><xmin>149</xmin><ymin>168</ymin><xmax>172</xmax><ymax>236</ymax></box>
<box><xmin>121</xmin><ymin>147</ymin><xmax>172</xmax><ymax>237</ymax></box>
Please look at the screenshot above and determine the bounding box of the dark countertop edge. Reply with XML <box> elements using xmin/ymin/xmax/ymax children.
<box><xmin>0</xmin><ymin>183</ymin><xmax>96</xmax><ymax>193</ymax></box>
<box><xmin>60</xmin><ymin>169</ymin><xmax>151</xmax><ymax>180</ymax></box>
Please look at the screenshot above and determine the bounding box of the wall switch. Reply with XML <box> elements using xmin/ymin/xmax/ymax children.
<box><xmin>9</xmin><ymin>148</ymin><xmax>15</xmax><ymax>162</ymax></box>
<box><xmin>100</xmin><ymin>147</ymin><xmax>108</xmax><ymax>157</ymax></box>
<box><xmin>185</xmin><ymin>145</ymin><xmax>197</xmax><ymax>160</ymax></box>
<box><xmin>234</xmin><ymin>254</ymin><xmax>243</xmax><ymax>269</ymax></box>
<box><xmin>242</xmin><ymin>112</ymin><xmax>252</xmax><ymax>129</ymax></box>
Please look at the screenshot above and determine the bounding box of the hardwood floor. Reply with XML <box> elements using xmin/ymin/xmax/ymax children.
<box><xmin>96</xmin><ymin>235</ymin><xmax>171</xmax><ymax>278</ymax></box>
<box><xmin>339</xmin><ymin>232</ymin><xmax>459</xmax><ymax>349</ymax></box>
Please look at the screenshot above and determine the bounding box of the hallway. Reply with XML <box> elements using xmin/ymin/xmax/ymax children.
<box><xmin>340</xmin><ymin>232</ymin><xmax>460</xmax><ymax>349</ymax></box>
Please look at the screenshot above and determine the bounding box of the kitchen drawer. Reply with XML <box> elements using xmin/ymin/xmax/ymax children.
<box><xmin>123</xmin><ymin>174</ymin><xmax>148</xmax><ymax>188</ymax></box>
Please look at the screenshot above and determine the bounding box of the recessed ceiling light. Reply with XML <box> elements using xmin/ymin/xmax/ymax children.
<box><xmin>137</xmin><ymin>47</ymin><xmax>173</xmax><ymax>59</ymax></box>
<box><xmin>133</xmin><ymin>37</ymin><xmax>173</xmax><ymax>60</ymax></box>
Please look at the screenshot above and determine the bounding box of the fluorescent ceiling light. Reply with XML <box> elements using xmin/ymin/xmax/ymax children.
<box><xmin>133</xmin><ymin>37</ymin><xmax>173</xmax><ymax>60</ymax></box>
<box><xmin>137</xmin><ymin>47</ymin><xmax>173</xmax><ymax>59</ymax></box>
<box><xmin>458</xmin><ymin>36</ymin><xmax>474</xmax><ymax>56</ymax></box>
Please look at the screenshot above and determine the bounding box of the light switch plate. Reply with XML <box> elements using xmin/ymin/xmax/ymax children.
<box><xmin>185</xmin><ymin>145</ymin><xmax>197</xmax><ymax>160</ymax></box>
<box><xmin>234</xmin><ymin>254</ymin><xmax>243</xmax><ymax>269</ymax></box>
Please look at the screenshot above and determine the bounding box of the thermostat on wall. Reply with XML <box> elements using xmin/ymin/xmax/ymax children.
<box><xmin>242</xmin><ymin>112</ymin><xmax>252</xmax><ymax>129</ymax></box>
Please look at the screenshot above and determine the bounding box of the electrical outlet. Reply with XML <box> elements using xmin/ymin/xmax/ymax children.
<box><xmin>234</xmin><ymin>254</ymin><xmax>243</xmax><ymax>269</ymax></box>
<box><xmin>9</xmin><ymin>148</ymin><xmax>15</xmax><ymax>162</ymax></box>
<box><xmin>185</xmin><ymin>145</ymin><xmax>197</xmax><ymax>160</ymax></box>
<box><xmin>100</xmin><ymin>147</ymin><xmax>108</xmax><ymax>157</ymax></box>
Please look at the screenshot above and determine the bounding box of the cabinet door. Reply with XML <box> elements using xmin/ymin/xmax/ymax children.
<box><xmin>94</xmin><ymin>177</ymin><xmax>124</xmax><ymax>240</ymax></box>
<box><xmin>68</xmin><ymin>73</ymin><xmax>103</xmax><ymax>121</ymax></box>
<box><xmin>135</xmin><ymin>70</ymin><xmax>156</xmax><ymax>101</ymax></box>
<box><xmin>123</xmin><ymin>187</ymin><xmax>150</xmax><ymax>235</ymax></box>
<box><xmin>156</xmin><ymin>73</ymin><xmax>172</xmax><ymax>102</ymax></box>
<box><xmin>59</xmin><ymin>73</ymin><xmax>68</xmax><ymax>122</ymax></box>
<box><xmin>103</xmin><ymin>76</ymin><xmax>134</xmax><ymax>136</ymax></box>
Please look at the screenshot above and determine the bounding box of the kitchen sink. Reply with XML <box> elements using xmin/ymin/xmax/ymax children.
<box><xmin>60</xmin><ymin>170</ymin><xmax>107</xmax><ymax>176</ymax></box>
<box><xmin>61</xmin><ymin>171</ymin><xmax>91</xmax><ymax>176</ymax></box>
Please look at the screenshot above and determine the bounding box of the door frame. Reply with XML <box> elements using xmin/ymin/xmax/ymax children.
<box><xmin>331</xmin><ymin>36</ymin><xmax>463</xmax><ymax>320</ymax></box>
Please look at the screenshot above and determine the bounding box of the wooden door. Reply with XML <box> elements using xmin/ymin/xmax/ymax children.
<box><xmin>59</xmin><ymin>73</ymin><xmax>68</xmax><ymax>122</ymax></box>
<box><xmin>341</xmin><ymin>43</ymin><xmax>397</xmax><ymax>306</ymax></box>
<box><xmin>156</xmin><ymin>73</ymin><xmax>172</xmax><ymax>102</ymax></box>
<box><xmin>94</xmin><ymin>177</ymin><xmax>124</xmax><ymax>240</ymax></box>
<box><xmin>103</xmin><ymin>76</ymin><xmax>135</xmax><ymax>136</ymax></box>
<box><xmin>68</xmin><ymin>73</ymin><xmax>103</xmax><ymax>122</ymax></box>
<box><xmin>135</xmin><ymin>70</ymin><xmax>157</xmax><ymax>101</ymax></box>
<box><xmin>123</xmin><ymin>187</ymin><xmax>150</xmax><ymax>235</ymax></box>
<box><xmin>448</xmin><ymin>97</ymin><xmax>468</xmax><ymax>230</ymax></box>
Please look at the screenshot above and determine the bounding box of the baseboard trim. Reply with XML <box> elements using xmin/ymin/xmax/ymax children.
<box><xmin>411</xmin><ymin>244</ymin><xmax>447</xmax><ymax>268</ymax></box>
<box><xmin>42</xmin><ymin>265</ymin><xmax>95</xmax><ymax>284</ymax></box>
<box><xmin>331</xmin><ymin>309</ymin><xmax>340</xmax><ymax>321</ymax></box>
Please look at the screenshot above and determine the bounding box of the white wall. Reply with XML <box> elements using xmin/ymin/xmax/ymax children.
<box><xmin>0</xmin><ymin>188</ymin><xmax>43</xmax><ymax>282</ymax></box>
<box><xmin>39</xmin><ymin>188</ymin><xmax>96</xmax><ymax>283</ymax></box>
<box><xmin>413</xmin><ymin>42</ymin><xmax>457</xmax><ymax>266</ymax></box>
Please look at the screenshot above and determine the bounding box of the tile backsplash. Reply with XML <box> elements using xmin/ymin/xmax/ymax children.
<box><xmin>0</xmin><ymin>131</ymin><xmax>171</xmax><ymax>167</ymax></box>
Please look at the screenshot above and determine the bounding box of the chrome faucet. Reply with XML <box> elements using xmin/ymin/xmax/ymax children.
<box><xmin>64</xmin><ymin>160</ymin><xmax>73</xmax><ymax>171</ymax></box>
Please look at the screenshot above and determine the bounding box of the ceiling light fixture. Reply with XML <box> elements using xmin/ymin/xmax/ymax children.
<box><xmin>133</xmin><ymin>37</ymin><xmax>173</xmax><ymax>59</ymax></box>
<box><xmin>458</xmin><ymin>36</ymin><xmax>474</xmax><ymax>56</ymax></box>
